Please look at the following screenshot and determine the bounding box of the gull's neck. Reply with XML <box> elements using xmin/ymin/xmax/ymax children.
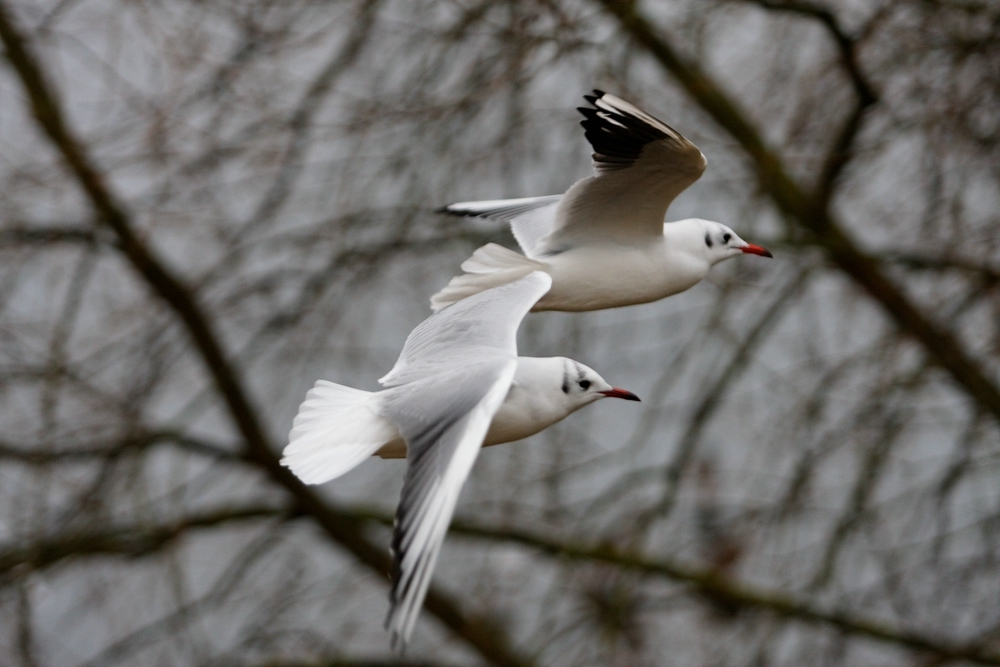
<box><xmin>483</xmin><ymin>357</ymin><xmax>590</xmax><ymax>447</ymax></box>
<box><xmin>662</xmin><ymin>218</ymin><xmax>710</xmax><ymax>257</ymax></box>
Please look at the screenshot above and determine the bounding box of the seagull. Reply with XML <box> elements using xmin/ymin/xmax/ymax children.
<box><xmin>431</xmin><ymin>90</ymin><xmax>772</xmax><ymax>312</ymax></box>
<box><xmin>280</xmin><ymin>272</ymin><xmax>639</xmax><ymax>648</ymax></box>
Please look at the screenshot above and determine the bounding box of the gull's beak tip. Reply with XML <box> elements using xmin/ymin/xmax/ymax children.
<box><xmin>600</xmin><ymin>388</ymin><xmax>641</xmax><ymax>402</ymax></box>
<box><xmin>741</xmin><ymin>244</ymin><xmax>773</xmax><ymax>258</ymax></box>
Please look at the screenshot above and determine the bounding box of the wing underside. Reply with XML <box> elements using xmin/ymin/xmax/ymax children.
<box><xmin>380</xmin><ymin>362</ymin><xmax>516</xmax><ymax>648</ymax></box>
<box><xmin>381</xmin><ymin>272</ymin><xmax>551</xmax><ymax>386</ymax></box>
<box><xmin>376</xmin><ymin>273</ymin><xmax>553</xmax><ymax>645</ymax></box>
<box><xmin>441</xmin><ymin>195</ymin><xmax>562</xmax><ymax>258</ymax></box>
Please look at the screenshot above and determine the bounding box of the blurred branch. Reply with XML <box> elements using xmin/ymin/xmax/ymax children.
<box><xmin>650</xmin><ymin>267</ymin><xmax>809</xmax><ymax>522</ymax></box>
<box><xmin>16</xmin><ymin>576</ymin><xmax>38</xmax><ymax>667</ymax></box>
<box><xmin>0</xmin><ymin>506</ymin><xmax>287</xmax><ymax>577</ymax></box>
<box><xmin>739</xmin><ymin>0</ymin><xmax>877</xmax><ymax>106</ymax></box>
<box><xmin>243</xmin><ymin>0</ymin><xmax>381</xmax><ymax>234</ymax></box>
<box><xmin>78</xmin><ymin>527</ymin><xmax>286</xmax><ymax>667</ymax></box>
<box><xmin>811</xmin><ymin>283</ymin><xmax>993</xmax><ymax>586</ymax></box>
<box><xmin>0</xmin><ymin>225</ymin><xmax>98</xmax><ymax>246</ymax></box>
<box><xmin>0</xmin><ymin>6</ymin><xmax>534</xmax><ymax>665</ymax></box>
<box><xmin>594</xmin><ymin>0</ymin><xmax>1000</xmax><ymax>425</ymax></box>
<box><xmin>247</xmin><ymin>661</ymin><xmax>467</xmax><ymax>667</ymax></box>
<box><xmin>351</xmin><ymin>506</ymin><xmax>1000</xmax><ymax>666</ymax></box>
<box><xmin>0</xmin><ymin>430</ymin><xmax>239</xmax><ymax>464</ymax></box>
<box><xmin>748</xmin><ymin>239</ymin><xmax>1000</xmax><ymax>284</ymax></box>
<box><xmin>881</xmin><ymin>253</ymin><xmax>1000</xmax><ymax>284</ymax></box>
<box><xmin>737</xmin><ymin>0</ymin><xmax>879</xmax><ymax>202</ymax></box>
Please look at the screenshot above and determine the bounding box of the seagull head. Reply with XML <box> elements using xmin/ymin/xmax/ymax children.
<box><xmin>559</xmin><ymin>359</ymin><xmax>641</xmax><ymax>407</ymax></box>
<box><xmin>695</xmin><ymin>220</ymin><xmax>772</xmax><ymax>265</ymax></box>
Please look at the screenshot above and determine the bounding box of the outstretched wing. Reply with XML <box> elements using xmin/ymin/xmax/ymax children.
<box><xmin>544</xmin><ymin>90</ymin><xmax>706</xmax><ymax>247</ymax></box>
<box><xmin>380</xmin><ymin>271</ymin><xmax>552</xmax><ymax>387</ymax></box>
<box><xmin>375</xmin><ymin>272</ymin><xmax>554</xmax><ymax>646</ymax></box>
<box><xmin>379</xmin><ymin>361</ymin><xmax>516</xmax><ymax>649</ymax></box>
<box><xmin>440</xmin><ymin>195</ymin><xmax>562</xmax><ymax>259</ymax></box>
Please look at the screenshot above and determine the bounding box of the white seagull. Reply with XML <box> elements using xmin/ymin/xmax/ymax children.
<box><xmin>280</xmin><ymin>272</ymin><xmax>639</xmax><ymax>648</ymax></box>
<box><xmin>431</xmin><ymin>90</ymin><xmax>772</xmax><ymax>312</ymax></box>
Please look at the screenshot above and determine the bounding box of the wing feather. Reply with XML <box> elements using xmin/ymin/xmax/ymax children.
<box><xmin>541</xmin><ymin>91</ymin><xmax>706</xmax><ymax>247</ymax></box>
<box><xmin>440</xmin><ymin>196</ymin><xmax>562</xmax><ymax>258</ymax></box>
<box><xmin>380</xmin><ymin>361</ymin><xmax>517</xmax><ymax>649</ymax></box>
<box><xmin>380</xmin><ymin>271</ymin><xmax>551</xmax><ymax>387</ymax></box>
<box><xmin>374</xmin><ymin>273</ymin><xmax>550</xmax><ymax>646</ymax></box>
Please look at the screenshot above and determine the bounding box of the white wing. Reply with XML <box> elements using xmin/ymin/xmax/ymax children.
<box><xmin>440</xmin><ymin>195</ymin><xmax>562</xmax><ymax>259</ymax></box>
<box><xmin>543</xmin><ymin>91</ymin><xmax>706</xmax><ymax>248</ymax></box>
<box><xmin>380</xmin><ymin>271</ymin><xmax>552</xmax><ymax>387</ymax></box>
<box><xmin>375</xmin><ymin>272</ymin><xmax>552</xmax><ymax>646</ymax></box>
<box><xmin>380</xmin><ymin>361</ymin><xmax>516</xmax><ymax>648</ymax></box>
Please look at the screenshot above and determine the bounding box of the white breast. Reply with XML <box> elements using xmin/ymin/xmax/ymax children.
<box><xmin>535</xmin><ymin>238</ymin><xmax>708</xmax><ymax>312</ymax></box>
<box><xmin>484</xmin><ymin>357</ymin><xmax>577</xmax><ymax>446</ymax></box>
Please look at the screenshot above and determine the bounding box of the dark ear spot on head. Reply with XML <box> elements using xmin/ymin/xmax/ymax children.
<box><xmin>704</xmin><ymin>233</ymin><xmax>713</xmax><ymax>248</ymax></box>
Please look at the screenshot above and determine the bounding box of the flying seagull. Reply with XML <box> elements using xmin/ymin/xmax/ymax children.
<box><xmin>281</xmin><ymin>272</ymin><xmax>639</xmax><ymax>648</ymax></box>
<box><xmin>431</xmin><ymin>90</ymin><xmax>772</xmax><ymax>312</ymax></box>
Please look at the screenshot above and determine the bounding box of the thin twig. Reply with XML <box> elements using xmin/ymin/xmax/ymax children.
<box><xmin>0</xmin><ymin>6</ymin><xmax>535</xmax><ymax>665</ymax></box>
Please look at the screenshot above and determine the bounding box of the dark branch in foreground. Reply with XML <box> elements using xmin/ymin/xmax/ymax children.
<box><xmin>7</xmin><ymin>500</ymin><xmax>1000</xmax><ymax>666</ymax></box>
<box><xmin>0</xmin><ymin>5</ymin><xmax>533</xmax><ymax>666</ymax></box>
<box><xmin>594</xmin><ymin>0</ymin><xmax>1000</xmax><ymax>425</ymax></box>
<box><xmin>0</xmin><ymin>431</ymin><xmax>238</xmax><ymax>464</ymax></box>
<box><xmin>732</xmin><ymin>0</ymin><xmax>882</xmax><ymax>202</ymax></box>
<box><xmin>0</xmin><ymin>507</ymin><xmax>288</xmax><ymax>577</ymax></box>
<box><xmin>350</xmin><ymin>507</ymin><xmax>1000</xmax><ymax>666</ymax></box>
<box><xmin>741</xmin><ymin>0</ymin><xmax>877</xmax><ymax>106</ymax></box>
<box><xmin>233</xmin><ymin>659</ymin><xmax>465</xmax><ymax>667</ymax></box>
<box><xmin>0</xmin><ymin>225</ymin><xmax>98</xmax><ymax>246</ymax></box>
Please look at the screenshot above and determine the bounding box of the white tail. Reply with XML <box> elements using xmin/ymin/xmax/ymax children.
<box><xmin>430</xmin><ymin>244</ymin><xmax>546</xmax><ymax>312</ymax></box>
<box><xmin>281</xmin><ymin>381</ymin><xmax>399</xmax><ymax>484</ymax></box>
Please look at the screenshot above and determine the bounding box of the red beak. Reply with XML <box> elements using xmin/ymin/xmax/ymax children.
<box><xmin>741</xmin><ymin>244</ymin><xmax>773</xmax><ymax>258</ymax></box>
<box><xmin>599</xmin><ymin>388</ymin><xmax>641</xmax><ymax>402</ymax></box>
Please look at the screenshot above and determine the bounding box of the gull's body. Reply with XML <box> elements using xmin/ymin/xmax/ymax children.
<box><xmin>372</xmin><ymin>356</ymin><xmax>619</xmax><ymax>457</ymax></box>
<box><xmin>534</xmin><ymin>227</ymin><xmax>711</xmax><ymax>311</ymax></box>
<box><xmin>280</xmin><ymin>273</ymin><xmax>638</xmax><ymax>648</ymax></box>
<box><xmin>431</xmin><ymin>91</ymin><xmax>771</xmax><ymax>312</ymax></box>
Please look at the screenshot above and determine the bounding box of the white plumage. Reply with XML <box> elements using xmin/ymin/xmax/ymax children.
<box><xmin>281</xmin><ymin>272</ymin><xmax>639</xmax><ymax>648</ymax></box>
<box><xmin>431</xmin><ymin>91</ymin><xmax>772</xmax><ymax>312</ymax></box>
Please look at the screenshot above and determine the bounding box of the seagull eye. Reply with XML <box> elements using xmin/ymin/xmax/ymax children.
<box><xmin>723</xmin><ymin>233</ymin><xmax>731</xmax><ymax>243</ymax></box>
<box><xmin>579</xmin><ymin>380</ymin><xmax>591</xmax><ymax>390</ymax></box>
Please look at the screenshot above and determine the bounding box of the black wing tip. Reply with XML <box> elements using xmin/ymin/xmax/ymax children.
<box><xmin>576</xmin><ymin>107</ymin><xmax>599</xmax><ymax>127</ymax></box>
<box><xmin>580</xmin><ymin>89</ymin><xmax>606</xmax><ymax>111</ymax></box>
<box><xmin>575</xmin><ymin>89</ymin><xmax>672</xmax><ymax>163</ymax></box>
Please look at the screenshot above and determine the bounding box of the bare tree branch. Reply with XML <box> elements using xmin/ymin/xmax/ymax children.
<box><xmin>737</xmin><ymin>0</ymin><xmax>881</xmax><ymax>204</ymax></box>
<box><xmin>740</xmin><ymin>0</ymin><xmax>878</xmax><ymax>107</ymax></box>
<box><xmin>0</xmin><ymin>506</ymin><xmax>288</xmax><ymax>577</ymax></box>
<box><xmin>593</xmin><ymin>0</ymin><xmax>1000</xmax><ymax>424</ymax></box>
<box><xmin>0</xmin><ymin>225</ymin><xmax>98</xmax><ymax>246</ymax></box>
<box><xmin>241</xmin><ymin>660</ymin><xmax>467</xmax><ymax>667</ymax></box>
<box><xmin>0</xmin><ymin>431</ymin><xmax>239</xmax><ymax>464</ymax></box>
<box><xmin>13</xmin><ymin>495</ymin><xmax>998</xmax><ymax>665</ymax></box>
<box><xmin>0</xmin><ymin>5</ymin><xmax>535</xmax><ymax>666</ymax></box>
<box><xmin>350</xmin><ymin>507</ymin><xmax>1000</xmax><ymax>666</ymax></box>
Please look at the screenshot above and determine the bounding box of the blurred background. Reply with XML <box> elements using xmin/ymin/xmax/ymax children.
<box><xmin>1</xmin><ymin>0</ymin><xmax>999</xmax><ymax>665</ymax></box>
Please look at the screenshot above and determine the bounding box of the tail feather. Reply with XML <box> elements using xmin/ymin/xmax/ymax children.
<box><xmin>282</xmin><ymin>381</ymin><xmax>398</xmax><ymax>485</ymax></box>
<box><xmin>431</xmin><ymin>244</ymin><xmax>546</xmax><ymax>311</ymax></box>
